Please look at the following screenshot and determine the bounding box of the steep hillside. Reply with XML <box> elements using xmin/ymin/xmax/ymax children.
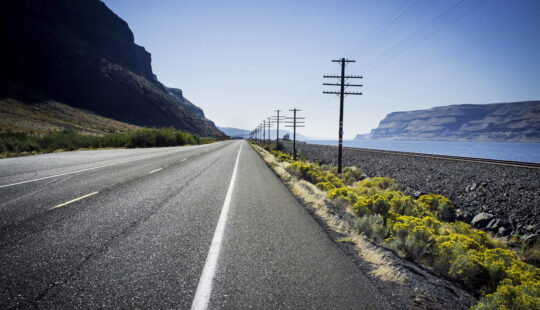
<box><xmin>355</xmin><ymin>101</ymin><xmax>540</xmax><ymax>142</ymax></box>
<box><xmin>0</xmin><ymin>97</ymin><xmax>141</xmax><ymax>135</ymax></box>
<box><xmin>0</xmin><ymin>0</ymin><xmax>224</xmax><ymax>137</ymax></box>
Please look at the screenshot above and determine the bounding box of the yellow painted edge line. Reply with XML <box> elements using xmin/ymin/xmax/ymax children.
<box><xmin>49</xmin><ymin>192</ymin><xmax>99</xmax><ymax>210</ymax></box>
<box><xmin>149</xmin><ymin>168</ymin><xmax>163</xmax><ymax>174</ymax></box>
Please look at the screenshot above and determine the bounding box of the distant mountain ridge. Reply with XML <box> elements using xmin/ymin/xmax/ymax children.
<box><xmin>355</xmin><ymin>101</ymin><xmax>540</xmax><ymax>142</ymax></box>
<box><xmin>218</xmin><ymin>126</ymin><xmax>309</xmax><ymax>140</ymax></box>
<box><xmin>0</xmin><ymin>0</ymin><xmax>224</xmax><ymax>137</ymax></box>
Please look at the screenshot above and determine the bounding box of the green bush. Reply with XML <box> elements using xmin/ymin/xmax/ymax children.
<box><xmin>0</xmin><ymin>127</ymin><xmax>204</xmax><ymax>156</ymax></box>
<box><xmin>338</xmin><ymin>166</ymin><xmax>364</xmax><ymax>185</ymax></box>
<box><xmin>355</xmin><ymin>214</ymin><xmax>386</xmax><ymax>243</ymax></box>
<box><xmin>358</xmin><ymin>176</ymin><xmax>395</xmax><ymax>190</ymax></box>
<box><xmin>0</xmin><ymin>131</ymin><xmax>41</xmax><ymax>153</ymax></box>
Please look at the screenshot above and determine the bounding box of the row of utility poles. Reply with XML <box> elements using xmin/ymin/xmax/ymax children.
<box><xmin>249</xmin><ymin>109</ymin><xmax>305</xmax><ymax>160</ymax></box>
<box><xmin>250</xmin><ymin>57</ymin><xmax>362</xmax><ymax>172</ymax></box>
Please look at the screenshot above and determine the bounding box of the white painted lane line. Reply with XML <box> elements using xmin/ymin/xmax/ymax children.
<box><xmin>0</xmin><ymin>158</ymin><xmax>142</xmax><ymax>189</ymax></box>
<box><xmin>49</xmin><ymin>192</ymin><xmax>99</xmax><ymax>210</ymax></box>
<box><xmin>181</xmin><ymin>158</ymin><xmax>187</xmax><ymax>162</ymax></box>
<box><xmin>149</xmin><ymin>168</ymin><xmax>163</xmax><ymax>174</ymax></box>
<box><xmin>0</xmin><ymin>143</ymin><xmax>224</xmax><ymax>189</ymax></box>
<box><xmin>191</xmin><ymin>142</ymin><xmax>243</xmax><ymax>310</ymax></box>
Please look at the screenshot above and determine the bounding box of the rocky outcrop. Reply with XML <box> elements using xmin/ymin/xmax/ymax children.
<box><xmin>0</xmin><ymin>0</ymin><xmax>224</xmax><ymax>137</ymax></box>
<box><xmin>166</xmin><ymin>88</ymin><xmax>205</xmax><ymax>118</ymax></box>
<box><xmin>355</xmin><ymin>101</ymin><xmax>540</xmax><ymax>142</ymax></box>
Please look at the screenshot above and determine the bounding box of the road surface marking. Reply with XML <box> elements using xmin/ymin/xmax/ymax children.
<box><xmin>149</xmin><ymin>168</ymin><xmax>163</xmax><ymax>174</ymax></box>
<box><xmin>49</xmin><ymin>192</ymin><xmax>99</xmax><ymax>210</ymax></box>
<box><xmin>181</xmin><ymin>158</ymin><xmax>187</xmax><ymax>162</ymax></box>
<box><xmin>0</xmin><ymin>159</ymin><xmax>140</xmax><ymax>189</ymax></box>
<box><xmin>0</xmin><ymin>143</ymin><xmax>225</xmax><ymax>189</ymax></box>
<box><xmin>191</xmin><ymin>142</ymin><xmax>243</xmax><ymax>310</ymax></box>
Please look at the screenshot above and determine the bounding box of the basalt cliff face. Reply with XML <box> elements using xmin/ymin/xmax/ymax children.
<box><xmin>0</xmin><ymin>0</ymin><xmax>224</xmax><ymax>137</ymax></box>
<box><xmin>355</xmin><ymin>101</ymin><xmax>540</xmax><ymax>142</ymax></box>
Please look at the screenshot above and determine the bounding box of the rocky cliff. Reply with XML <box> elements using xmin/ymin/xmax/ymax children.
<box><xmin>0</xmin><ymin>0</ymin><xmax>224</xmax><ymax>137</ymax></box>
<box><xmin>355</xmin><ymin>101</ymin><xmax>540</xmax><ymax>142</ymax></box>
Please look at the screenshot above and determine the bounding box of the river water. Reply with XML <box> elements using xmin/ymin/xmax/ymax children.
<box><xmin>304</xmin><ymin>140</ymin><xmax>540</xmax><ymax>163</ymax></box>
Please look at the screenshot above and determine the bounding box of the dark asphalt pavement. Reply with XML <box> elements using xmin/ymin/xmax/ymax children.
<box><xmin>0</xmin><ymin>141</ymin><xmax>395</xmax><ymax>309</ymax></box>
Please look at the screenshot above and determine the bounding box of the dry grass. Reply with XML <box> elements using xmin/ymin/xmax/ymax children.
<box><xmin>0</xmin><ymin>98</ymin><xmax>140</xmax><ymax>135</ymax></box>
<box><xmin>251</xmin><ymin>143</ymin><xmax>406</xmax><ymax>284</ymax></box>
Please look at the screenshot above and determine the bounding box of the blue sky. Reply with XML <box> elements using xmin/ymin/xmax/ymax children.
<box><xmin>102</xmin><ymin>0</ymin><xmax>540</xmax><ymax>139</ymax></box>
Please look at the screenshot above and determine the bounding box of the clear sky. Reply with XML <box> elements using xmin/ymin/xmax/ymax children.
<box><xmin>102</xmin><ymin>0</ymin><xmax>540</xmax><ymax>139</ymax></box>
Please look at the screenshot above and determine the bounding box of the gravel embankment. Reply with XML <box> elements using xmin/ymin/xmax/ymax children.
<box><xmin>283</xmin><ymin>141</ymin><xmax>540</xmax><ymax>239</ymax></box>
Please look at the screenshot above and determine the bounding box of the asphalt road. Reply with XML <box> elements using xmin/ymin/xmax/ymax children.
<box><xmin>0</xmin><ymin>140</ymin><xmax>395</xmax><ymax>309</ymax></box>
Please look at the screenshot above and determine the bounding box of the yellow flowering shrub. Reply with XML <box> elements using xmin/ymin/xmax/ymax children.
<box><xmin>276</xmin><ymin>151</ymin><xmax>291</xmax><ymax>162</ymax></box>
<box><xmin>440</xmin><ymin>221</ymin><xmax>493</xmax><ymax>248</ymax></box>
<box><xmin>434</xmin><ymin>232</ymin><xmax>484</xmax><ymax>273</ymax></box>
<box><xmin>351</xmin><ymin>192</ymin><xmax>400</xmax><ymax>218</ymax></box>
<box><xmin>327</xmin><ymin>187</ymin><xmax>359</xmax><ymax>205</ymax></box>
<box><xmin>475</xmin><ymin>278</ymin><xmax>540</xmax><ymax>310</ymax></box>
<box><xmin>358</xmin><ymin>176</ymin><xmax>395</xmax><ymax>190</ymax></box>
<box><xmin>316</xmin><ymin>181</ymin><xmax>336</xmax><ymax>191</ymax></box>
<box><xmin>260</xmin><ymin>149</ymin><xmax>540</xmax><ymax>308</ymax></box>
<box><xmin>385</xmin><ymin>215</ymin><xmax>441</xmax><ymax>259</ymax></box>
<box><xmin>417</xmin><ymin>194</ymin><xmax>455</xmax><ymax>221</ymax></box>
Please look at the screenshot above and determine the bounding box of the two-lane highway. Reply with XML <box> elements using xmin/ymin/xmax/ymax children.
<box><xmin>0</xmin><ymin>141</ymin><xmax>398</xmax><ymax>309</ymax></box>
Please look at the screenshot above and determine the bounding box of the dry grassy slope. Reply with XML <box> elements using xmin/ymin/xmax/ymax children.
<box><xmin>0</xmin><ymin>98</ymin><xmax>141</xmax><ymax>135</ymax></box>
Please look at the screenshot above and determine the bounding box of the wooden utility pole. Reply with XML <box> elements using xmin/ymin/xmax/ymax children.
<box><xmin>266</xmin><ymin>117</ymin><xmax>272</xmax><ymax>145</ymax></box>
<box><xmin>271</xmin><ymin>110</ymin><xmax>285</xmax><ymax>149</ymax></box>
<box><xmin>323</xmin><ymin>58</ymin><xmax>362</xmax><ymax>173</ymax></box>
<box><xmin>285</xmin><ymin>109</ymin><xmax>305</xmax><ymax>161</ymax></box>
<box><xmin>263</xmin><ymin>120</ymin><xmax>266</xmax><ymax>144</ymax></box>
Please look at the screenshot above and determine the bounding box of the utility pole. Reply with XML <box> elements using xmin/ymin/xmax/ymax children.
<box><xmin>323</xmin><ymin>58</ymin><xmax>362</xmax><ymax>174</ymax></box>
<box><xmin>266</xmin><ymin>117</ymin><xmax>272</xmax><ymax>145</ymax></box>
<box><xmin>263</xmin><ymin>120</ymin><xmax>266</xmax><ymax>144</ymax></box>
<box><xmin>285</xmin><ymin>109</ymin><xmax>305</xmax><ymax>161</ymax></box>
<box><xmin>260</xmin><ymin>123</ymin><xmax>263</xmax><ymax>144</ymax></box>
<box><xmin>271</xmin><ymin>110</ymin><xmax>285</xmax><ymax>149</ymax></box>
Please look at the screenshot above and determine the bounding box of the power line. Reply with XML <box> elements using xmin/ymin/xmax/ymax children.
<box><xmin>365</xmin><ymin>0</ymin><xmax>489</xmax><ymax>73</ymax></box>
<box><xmin>356</xmin><ymin>0</ymin><xmax>437</xmax><ymax>64</ymax></box>
<box><xmin>352</xmin><ymin>0</ymin><xmax>421</xmax><ymax>56</ymax></box>
<box><xmin>392</xmin><ymin>5</ymin><xmax>540</xmax><ymax>80</ymax></box>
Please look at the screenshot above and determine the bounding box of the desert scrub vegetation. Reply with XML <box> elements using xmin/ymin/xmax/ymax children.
<box><xmin>0</xmin><ymin>127</ymin><xmax>216</xmax><ymax>157</ymax></box>
<box><xmin>253</xmin><ymin>142</ymin><xmax>540</xmax><ymax>309</ymax></box>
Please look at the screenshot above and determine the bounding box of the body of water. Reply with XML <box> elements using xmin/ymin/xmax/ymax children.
<box><xmin>304</xmin><ymin>140</ymin><xmax>540</xmax><ymax>164</ymax></box>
